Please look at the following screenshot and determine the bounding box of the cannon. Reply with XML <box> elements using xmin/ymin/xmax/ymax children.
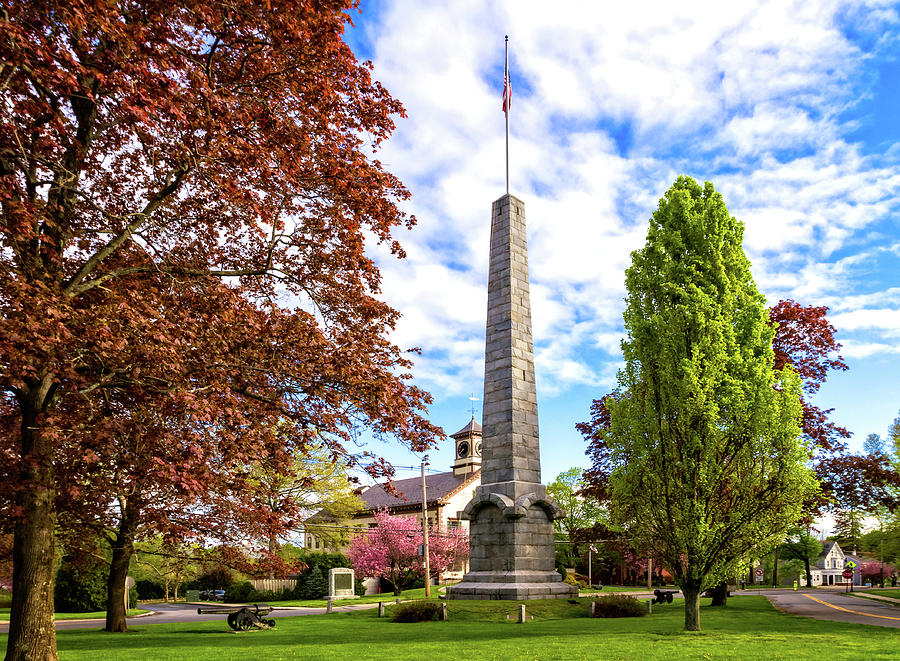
<box><xmin>197</xmin><ymin>603</ymin><xmax>276</xmax><ymax>631</ymax></box>
<box><xmin>652</xmin><ymin>589</ymin><xmax>676</xmax><ymax>604</ymax></box>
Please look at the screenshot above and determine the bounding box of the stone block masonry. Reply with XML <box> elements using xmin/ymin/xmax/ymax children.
<box><xmin>446</xmin><ymin>194</ymin><xmax>577</xmax><ymax>601</ymax></box>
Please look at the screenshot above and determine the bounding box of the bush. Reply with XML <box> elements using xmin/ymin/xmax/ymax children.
<box><xmin>392</xmin><ymin>600</ymin><xmax>442</xmax><ymax>623</ymax></box>
<box><xmin>591</xmin><ymin>594</ymin><xmax>646</xmax><ymax>618</ymax></box>
<box><xmin>135</xmin><ymin>579</ymin><xmax>165</xmax><ymax>600</ymax></box>
<box><xmin>224</xmin><ymin>581</ymin><xmax>254</xmax><ymax>603</ymax></box>
<box><xmin>128</xmin><ymin>586</ymin><xmax>139</xmax><ymax>609</ymax></box>
<box><xmin>54</xmin><ymin>555</ymin><xmax>107</xmax><ymax>613</ymax></box>
<box><xmin>557</xmin><ymin>565</ymin><xmax>568</xmax><ymax>581</ymax></box>
<box><xmin>189</xmin><ymin>567</ymin><xmax>234</xmax><ymax>591</ymax></box>
<box><xmin>248</xmin><ymin>589</ymin><xmax>277</xmax><ymax>602</ymax></box>
<box><xmin>354</xmin><ymin>577</ymin><xmax>367</xmax><ymax>597</ymax></box>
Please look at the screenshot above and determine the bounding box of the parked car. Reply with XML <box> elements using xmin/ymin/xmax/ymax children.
<box><xmin>199</xmin><ymin>589</ymin><xmax>226</xmax><ymax>601</ymax></box>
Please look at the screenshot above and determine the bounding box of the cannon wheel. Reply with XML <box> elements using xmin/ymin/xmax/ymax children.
<box><xmin>666</xmin><ymin>592</ymin><xmax>673</xmax><ymax>604</ymax></box>
<box><xmin>264</xmin><ymin>618</ymin><xmax>276</xmax><ymax>628</ymax></box>
<box><xmin>226</xmin><ymin>613</ymin><xmax>238</xmax><ymax>630</ymax></box>
<box><xmin>235</xmin><ymin>612</ymin><xmax>255</xmax><ymax>631</ymax></box>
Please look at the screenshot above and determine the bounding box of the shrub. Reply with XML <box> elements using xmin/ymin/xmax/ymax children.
<box><xmin>191</xmin><ymin>567</ymin><xmax>234</xmax><ymax>591</ymax></box>
<box><xmin>557</xmin><ymin>565</ymin><xmax>568</xmax><ymax>581</ymax></box>
<box><xmin>354</xmin><ymin>577</ymin><xmax>367</xmax><ymax>597</ymax></box>
<box><xmin>248</xmin><ymin>589</ymin><xmax>277</xmax><ymax>602</ymax></box>
<box><xmin>135</xmin><ymin>579</ymin><xmax>165</xmax><ymax>600</ymax></box>
<box><xmin>128</xmin><ymin>586</ymin><xmax>139</xmax><ymax>609</ymax></box>
<box><xmin>591</xmin><ymin>594</ymin><xmax>646</xmax><ymax>618</ymax></box>
<box><xmin>391</xmin><ymin>600</ymin><xmax>442</xmax><ymax>623</ymax></box>
<box><xmin>224</xmin><ymin>581</ymin><xmax>254</xmax><ymax>603</ymax></box>
<box><xmin>54</xmin><ymin>555</ymin><xmax>107</xmax><ymax>613</ymax></box>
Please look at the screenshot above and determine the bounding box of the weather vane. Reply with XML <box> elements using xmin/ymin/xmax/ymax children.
<box><xmin>469</xmin><ymin>392</ymin><xmax>479</xmax><ymax>418</ymax></box>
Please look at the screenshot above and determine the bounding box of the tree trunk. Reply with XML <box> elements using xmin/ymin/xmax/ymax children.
<box><xmin>105</xmin><ymin>500</ymin><xmax>138</xmax><ymax>632</ymax></box>
<box><xmin>803</xmin><ymin>558</ymin><xmax>813</xmax><ymax>587</ymax></box>
<box><xmin>6</xmin><ymin>395</ymin><xmax>59</xmax><ymax>661</ymax></box>
<box><xmin>268</xmin><ymin>534</ymin><xmax>279</xmax><ymax>579</ymax></box>
<box><xmin>772</xmin><ymin>546</ymin><xmax>780</xmax><ymax>588</ymax></box>
<box><xmin>682</xmin><ymin>584</ymin><xmax>702</xmax><ymax>631</ymax></box>
<box><xmin>709</xmin><ymin>582</ymin><xmax>729</xmax><ymax>606</ymax></box>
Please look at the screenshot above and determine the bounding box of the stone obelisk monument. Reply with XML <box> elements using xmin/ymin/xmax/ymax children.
<box><xmin>447</xmin><ymin>195</ymin><xmax>576</xmax><ymax>600</ymax></box>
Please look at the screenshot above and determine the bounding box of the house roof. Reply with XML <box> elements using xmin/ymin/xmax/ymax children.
<box><xmin>450</xmin><ymin>416</ymin><xmax>482</xmax><ymax>439</ymax></box>
<box><xmin>815</xmin><ymin>541</ymin><xmax>843</xmax><ymax>569</ymax></box>
<box><xmin>357</xmin><ymin>469</ymin><xmax>480</xmax><ymax>512</ymax></box>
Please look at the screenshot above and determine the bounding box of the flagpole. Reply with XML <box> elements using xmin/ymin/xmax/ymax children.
<box><xmin>505</xmin><ymin>35</ymin><xmax>509</xmax><ymax>196</ymax></box>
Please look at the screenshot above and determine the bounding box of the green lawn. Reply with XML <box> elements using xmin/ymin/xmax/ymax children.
<box><xmin>4</xmin><ymin>596</ymin><xmax>897</xmax><ymax>660</ymax></box>
<box><xmin>0</xmin><ymin>608</ymin><xmax>149</xmax><ymax>622</ymax></box>
<box><xmin>270</xmin><ymin>585</ymin><xmax>656</xmax><ymax>607</ymax></box>
<box><xmin>856</xmin><ymin>587</ymin><xmax>900</xmax><ymax>594</ymax></box>
<box><xmin>270</xmin><ymin>586</ymin><xmax>433</xmax><ymax>607</ymax></box>
<box><xmin>580</xmin><ymin>585</ymin><xmax>657</xmax><ymax>593</ymax></box>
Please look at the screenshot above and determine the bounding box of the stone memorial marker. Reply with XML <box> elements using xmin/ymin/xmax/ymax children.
<box><xmin>327</xmin><ymin>567</ymin><xmax>358</xmax><ymax>600</ymax></box>
<box><xmin>446</xmin><ymin>195</ymin><xmax>577</xmax><ymax>600</ymax></box>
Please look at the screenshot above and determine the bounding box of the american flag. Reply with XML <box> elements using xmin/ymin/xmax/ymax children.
<box><xmin>502</xmin><ymin>70</ymin><xmax>511</xmax><ymax>115</ymax></box>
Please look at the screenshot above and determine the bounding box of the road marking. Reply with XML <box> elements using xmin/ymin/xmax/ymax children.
<box><xmin>802</xmin><ymin>594</ymin><xmax>900</xmax><ymax>621</ymax></box>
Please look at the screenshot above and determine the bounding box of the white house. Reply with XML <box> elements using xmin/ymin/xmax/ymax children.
<box><xmin>804</xmin><ymin>541</ymin><xmax>862</xmax><ymax>586</ymax></box>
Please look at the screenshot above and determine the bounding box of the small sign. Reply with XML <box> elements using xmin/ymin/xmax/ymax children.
<box><xmin>844</xmin><ymin>560</ymin><xmax>857</xmax><ymax>569</ymax></box>
<box><xmin>842</xmin><ymin>569</ymin><xmax>854</xmax><ymax>579</ymax></box>
<box><xmin>754</xmin><ymin>567</ymin><xmax>764</xmax><ymax>583</ymax></box>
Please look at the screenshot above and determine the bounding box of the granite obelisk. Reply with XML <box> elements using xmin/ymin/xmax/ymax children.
<box><xmin>447</xmin><ymin>195</ymin><xmax>576</xmax><ymax>600</ymax></box>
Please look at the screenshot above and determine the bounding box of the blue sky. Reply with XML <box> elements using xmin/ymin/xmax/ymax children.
<box><xmin>342</xmin><ymin>1</ymin><xmax>900</xmax><ymax>485</ymax></box>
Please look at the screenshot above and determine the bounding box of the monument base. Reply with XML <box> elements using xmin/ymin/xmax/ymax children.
<box><xmin>446</xmin><ymin>572</ymin><xmax>577</xmax><ymax>600</ymax></box>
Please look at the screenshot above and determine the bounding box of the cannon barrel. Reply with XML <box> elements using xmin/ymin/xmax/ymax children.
<box><xmin>197</xmin><ymin>603</ymin><xmax>273</xmax><ymax>616</ymax></box>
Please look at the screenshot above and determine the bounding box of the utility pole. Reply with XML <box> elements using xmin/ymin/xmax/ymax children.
<box><xmin>421</xmin><ymin>458</ymin><xmax>431</xmax><ymax>598</ymax></box>
<box><xmin>647</xmin><ymin>558</ymin><xmax>652</xmax><ymax>590</ymax></box>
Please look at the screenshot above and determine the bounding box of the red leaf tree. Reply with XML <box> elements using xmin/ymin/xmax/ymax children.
<box><xmin>347</xmin><ymin>509</ymin><xmax>468</xmax><ymax>596</ymax></box>
<box><xmin>0</xmin><ymin>2</ymin><xmax>440</xmax><ymax>657</ymax></box>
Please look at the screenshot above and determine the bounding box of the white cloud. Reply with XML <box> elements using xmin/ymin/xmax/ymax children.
<box><xmin>356</xmin><ymin>0</ymin><xmax>900</xmax><ymax>406</ymax></box>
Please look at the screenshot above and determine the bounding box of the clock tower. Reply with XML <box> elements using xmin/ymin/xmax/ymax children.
<box><xmin>451</xmin><ymin>416</ymin><xmax>482</xmax><ymax>477</ymax></box>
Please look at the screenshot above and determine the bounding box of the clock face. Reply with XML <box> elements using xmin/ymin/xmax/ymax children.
<box><xmin>457</xmin><ymin>440</ymin><xmax>470</xmax><ymax>458</ymax></box>
<box><xmin>474</xmin><ymin>440</ymin><xmax>482</xmax><ymax>456</ymax></box>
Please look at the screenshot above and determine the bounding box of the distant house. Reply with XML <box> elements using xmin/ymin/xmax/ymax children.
<box><xmin>304</xmin><ymin>417</ymin><xmax>482</xmax><ymax>591</ymax></box>
<box><xmin>804</xmin><ymin>541</ymin><xmax>862</xmax><ymax>586</ymax></box>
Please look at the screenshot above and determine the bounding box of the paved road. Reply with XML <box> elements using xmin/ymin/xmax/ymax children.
<box><xmin>5</xmin><ymin>589</ymin><xmax>898</xmax><ymax>632</ymax></box>
<box><xmin>0</xmin><ymin>600</ymin><xmax>383</xmax><ymax>632</ymax></box>
<box><xmin>762</xmin><ymin>588</ymin><xmax>900</xmax><ymax>628</ymax></box>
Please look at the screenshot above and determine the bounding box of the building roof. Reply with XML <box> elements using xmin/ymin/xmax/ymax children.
<box><xmin>358</xmin><ymin>469</ymin><xmax>480</xmax><ymax>511</ymax></box>
<box><xmin>815</xmin><ymin>541</ymin><xmax>842</xmax><ymax>569</ymax></box>
<box><xmin>450</xmin><ymin>416</ymin><xmax>482</xmax><ymax>439</ymax></box>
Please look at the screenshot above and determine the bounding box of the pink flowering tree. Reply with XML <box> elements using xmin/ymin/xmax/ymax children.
<box><xmin>860</xmin><ymin>560</ymin><xmax>896</xmax><ymax>587</ymax></box>
<box><xmin>347</xmin><ymin>509</ymin><xmax>468</xmax><ymax>595</ymax></box>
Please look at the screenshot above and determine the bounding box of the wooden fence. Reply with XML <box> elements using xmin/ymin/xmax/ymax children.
<box><xmin>250</xmin><ymin>578</ymin><xmax>297</xmax><ymax>592</ymax></box>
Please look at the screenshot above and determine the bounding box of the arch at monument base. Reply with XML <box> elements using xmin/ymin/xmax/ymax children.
<box><xmin>445</xmin><ymin>483</ymin><xmax>578</xmax><ymax>600</ymax></box>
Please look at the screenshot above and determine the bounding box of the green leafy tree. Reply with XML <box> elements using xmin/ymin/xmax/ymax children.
<box><xmin>781</xmin><ymin>527</ymin><xmax>823</xmax><ymax>587</ymax></box>
<box><xmin>251</xmin><ymin>439</ymin><xmax>364</xmax><ymax>556</ymax></box>
<box><xmin>299</xmin><ymin>566</ymin><xmax>328</xmax><ymax>600</ymax></box>
<box><xmin>546</xmin><ymin>467</ymin><xmax>607</xmax><ymax>542</ymax></box>
<box><xmin>603</xmin><ymin>177</ymin><xmax>817</xmax><ymax>631</ymax></box>
<box><xmin>831</xmin><ymin>509</ymin><xmax>866</xmax><ymax>554</ymax></box>
<box><xmin>889</xmin><ymin>412</ymin><xmax>900</xmax><ymax>464</ymax></box>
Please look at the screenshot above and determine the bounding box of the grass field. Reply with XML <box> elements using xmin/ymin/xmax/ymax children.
<box><xmin>3</xmin><ymin>595</ymin><xmax>897</xmax><ymax>660</ymax></box>
<box><xmin>0</xmin><ymin>608</ymin><xmax>149</xmax><ymax>622</ymax></box>
<box><xmin>855</xmin><ymin>587</ymin><xmax>900</xmax><ymax>595</ymax></box>
<box><xmin>268</xmin><ymin>585</ymin><xmax>653</xmax><ymax>607</ymax></box>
